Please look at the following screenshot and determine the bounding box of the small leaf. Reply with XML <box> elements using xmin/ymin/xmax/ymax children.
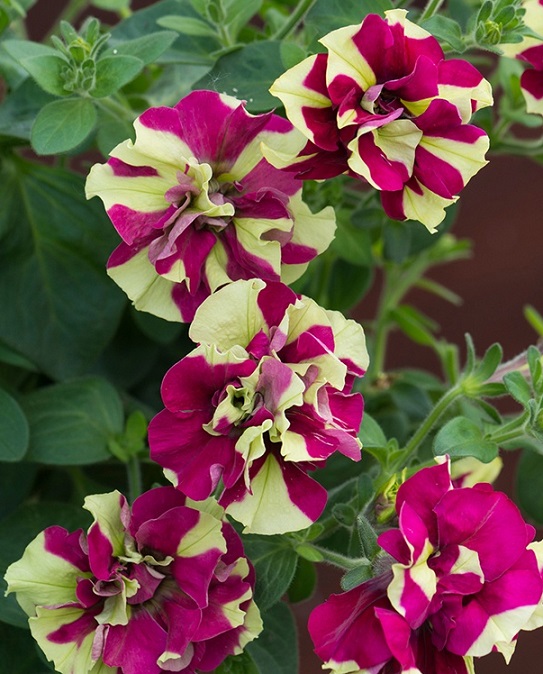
<box><xmin>503</xmin><ymin>371</ymin><xmax>532</xmax><ymax>406</ymax></box>
<box><xmin>525</xmin><ymin>304</ymin><xmax>543</xmax><ymax>336</ymax></box>
<box><xmin>10</xmin><ymin>54</ymin><xmax>68</xmax><ymax>97</ymax></box>
<box><xmin>341</xmin><ymin>564</ymin><xmax>372</xmax><ymax>591</ymax></box>
<box><xmin>359</xmin><ymin>413</ymin><xmax>387</xmax><ymax>448</ymax></box>
<box><xmin>92</xmin><ymin>0</ymin><xmax>130</xmax><ymax>9</ymax></box>
<box><xmin>106</xmin><ymin>31</ymin><xmax>178</xmax><ymax>65</ymax></box>
<box><xmin>473</xmin><ymin>342</ymin><xmax>503</xmax><ymax>382</ymax></box>
<box><xmin>22</xmin><ymin>377</ymin><xmax>124</xmax><ymax>465</ymax></box>
<box><xmin>157</xmin><ymin>14</ymin><xmax>217</xmax><ymax>37</ymax></box>
<box><xmin>390</xmin><ymin>305</ymin><xmax>437</xmax><ymax>347</ymax></box>
<box><xmin>31</xmin><ymin>97</ymin><xmax>97</xmax><ymax>154</ymax></box>
<box><xmin>434</xmin><ymin>416</ymin><xmax>498</xmax><ymax>462</ymax></box>
<box><xmin>92</xmin><ymin>54</ymin><xmax>144</xmax><ymax>97</ymax></box>
<box><xmin>420</xmin><ymin>15</ymin><xmax>466</xmax><ymax>52</ymax></box>
<box><xmin>331</xmin><ymin>220</ymin><xmax>373</xmax><ymax>266</ymax></box>
<box><xmin>243</xmin><ymin>535</ymin><xmax>297</xmax><ymax>611</ymax></box>
<box><xmin>247</xmin><ymin>603</ymin><xmax>297</xmax><ymax>674</ymax></box>
<box><xmin>0</xmin><ymin>389</ymin><xmax>29</xmax><ymax>462</ymax></box>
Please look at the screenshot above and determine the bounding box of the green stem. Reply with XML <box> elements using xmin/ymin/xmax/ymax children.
<box><xmin>398</xmin><ymin>384</ymin><xmax>463</xmax><ymax>464</ymax></box>
<box><xmin>94</xmin><ymin>95</ymin><xmax>136</xmax><ymax>123</ymax></box>
<box><xmin>271</xmin><ymin>0</ymin><xmax>317</xmax><ymax>40</ymax></box>
<box><xmin>311</xmin><ymin>545</ymin><xmax>371</xmax><ymax>571</ymax></box>
<box><xmin>126</xmin><ymin>456</ymin><xmax>143</xmax><ymax>504</ymax></box>
<box><xmin>420</xmin><ymin>0</ymin><xmax>445</xmax><ymax>22</ymax></box>
<box><xmin>488</xmin><ymin>412</ymin><xmax>529</xmax><ymax>446</ymax></box>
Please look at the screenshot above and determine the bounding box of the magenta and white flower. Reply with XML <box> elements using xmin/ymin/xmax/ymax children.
<box><xmin>308</xmin><ymin>460</ymin><xmax>543</xmax><ymax>674</ymax></box>
<box><xmin>267</xmin><ymin>9</ymin><xmax>492</xmax><ymax>231</ymax></box>
<box><xmin>148</xmin><ymin>278</ymin><xmax>369</xmax><ymax>535</ymax></box>
<box><xmin>4</xmin><ymin>487</ymin><xmax>262</xmax><ymax>674</ymax></box>
<box><xmin>502</xmin><ymin>1</ymin><xmax>543</xmax><ymax>115</ymax></box>
<box><xmin>85</xmin><ymin>90</ymin><xmax>335</xmax><ymax>322</ymax></box>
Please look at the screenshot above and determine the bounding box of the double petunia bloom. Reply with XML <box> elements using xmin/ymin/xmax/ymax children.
<box><xmin>309</xmin><ymin>460</ymin><xmax>543</xmax><ymax>674</ymax></box>
<box><xmin>86</xmin><ymin>90</ymin><xmax>335</xmax><ymax>322</ymax></box>
<box><xmin>148</xmin><ymin>278</ymin><xmax>368</xmax><ymax>535</ymax></box>
<box><xmin>268</xmin><ymin>8</ymin><xmax>492</xmax><ymax>231</ymax></box>
<box><xmin>5</xmin><ymin>488</ymin><xmax>262</xmax><ymax>674</ymax></box>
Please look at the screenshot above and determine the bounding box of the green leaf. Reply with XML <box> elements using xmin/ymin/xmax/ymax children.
<box><xmin>0</xmin><ymin>462</ymin><xmax>37</xmax><ymax>519</ymax></box>
<box><xmin>0</xmin><ymin>622</ymin><xmax>53</xmax><ymax>671</ymax></box>
<box><xmin>331</xmin><ymin>219</ymin><xmax>373</xmax><ymax>266</ymax></box>
<box><xmin>287</xmin><ymin>556</ymin><xmax>316</xmax><ymax>603</ymax></box>
<box><xmin>92</xmin><ymin>55</ymin><xmax>144</xmax><ymax>97</ymax></box>
<box><xmin>389</xmin><ymin>305</ymin><xmax>437</xmax><ymax>347</ymax></box>
<box><xmin>222</xmin><ymin>0</ymin><xmax>262</xmax><ymax>41</ymax></box>
<box><xmin>524</xmin><ymin>304</ymin><xmax>543</xmax><ymax>336</ymax></box>
<box><xmin>305</xmin><ymin>0</ymin><xmax>393</xmax><ymax>37</ymax></box>
<box><xmin>433</xmin><ymin>416</ymin><xmax>498</xmax><ymax>462</ymax></box>
<box><xmin>327</xmin><ymin>261</ymin><xmax>373</xmax><ymax>313</ymax></box>
<box><xmin>247</xmin><ymin>603</ymin><xmax>297</xmax><ymax>674</ymax></box>
<box><xmin>22</xmin><ymin>377</ymin><xmax>123</xmax><ymax>465</ymax></box>
<box><xmin>0</xmin><ymin>78</ymin><xmax>54</xmax><ymax>142</ymax></box>
<box><xmin>111</xmin><ymin>0</ymin><xmax>218</xmax><ymax>66</ymax></box>
<box><xmin>106</xmin><ymin>30</ymin><xmax>178</xmax><ymax>65</ymax></box>
<box><xmin>503</xmin><ymin>371</ymin><xmax>532</xmax><ymax>406</ymax></box>
<box><xmin>0</xmin><ymin>501</ymin><xmax>91</xmax><ymax>628</ymax></box>
<box><xmin>0</xmin><ymin>160</ymin><xmax>125</xmax><ymax>379</ymax></box>
<box><xmin>243</xmin><ymin>535</ymin><xmax>297</xmax><ymax>611</ymax></box>
<box><xmin>341</xmin><ymin>564</ymin><xmax>372</xmax><ymax>591</ymax></box>
<box><xmin>195</xmin><ymin>40</ymin><xmax>289</xmax><ymax>112</ymax></box>
<box><xmin>359</xmin><ymin>412</ymin><xmax>387</xmax><ymax>448</ymax></box>
<box><xmin>420</xmin><ymin>15</ymin><xmax>466</xmax><ymax>52</ymax></box>
<box><xmin>517</xmin><ymin>449</ymin><xmax>543</xmax><ymax>524</ymax></box>
<box><xmin>92</xmin><ymin>0</ymin><xmax>130</xmax><ymax>9</ymax></box>
<box><xmin>473</xmin><ymin>342</ymin><xmax>503</xmax><ymax>382</ymax></box>
<box><xmin>157</xmin><ymin>14</ymin><xmax>217</xmax><ymax>37</ymax></box>
<box><xmin>2</xmin><ymin>40</ymin><xmax>68</xmax><ymax>96</ymax></box>
<box><xmin>95</xmin><ymin>107</ymin><xmax>134</xmax><ymax>156</ymax></box>
<box><xmin>31</xmin><ymin>97</ymin><xmax>97</xmax><ymax>154</ymax></box>
<box><xmin>383</xmin><ymin>220</ymin><xmax>411</xmax><ymax>263</ymax></box>
<box><xmin>214</xmin><ymin>651</ymin><xmax>259</xmax><ymax>674</ymax></box>
<box><xmin>0</xmin><ymin>389</ymin><xmax>29</xmax><ymax>462</ymax></box>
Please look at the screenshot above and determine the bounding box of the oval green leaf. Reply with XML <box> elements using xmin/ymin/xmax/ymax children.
<box><xmin>31</xmin><ymin>98</ymin><xmax>97</xmax><ymax>155</ymax></box>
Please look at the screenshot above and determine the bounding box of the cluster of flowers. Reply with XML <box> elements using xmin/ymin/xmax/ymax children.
<box><xmin>5</xmin><ymin>8</ymin><xmax>542</xmax><ymax>674</ymax></box>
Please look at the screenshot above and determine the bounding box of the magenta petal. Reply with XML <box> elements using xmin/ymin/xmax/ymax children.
<box><xmin>173</xmin><ymin>91</ymin><xmax>274</xmax><ymax>168</ymax></box>
<box><xmin>308</xmin><ymin>575</ymin><xmax>392</xmax><ymax>669</ymax></box>
<box><xmin>435</xmin><ymin>487</ymin><xmax>533</xmax><ymax>580</ymax></box>
<box><xmin>256</xmin><ymin>281</ymin><xmax>297</xmax><ymax>330</ymax></box>
<box><xmin>103</xmin><ymin>610</ymin><xmax>165</xmax><ymax>674</ymax></box>
<box><xmin>521</xmin><ymin>67</ymin><xmax>543</xmax><ymax>101</ymax></box>
<box><xmin>44</xmin><ymin>526</ymin><xmax>90</xmax><ymax>573</ymax></box>
<box><xmin>129</xmin><ymin>486</ymin><xmax>187</xmax><ymax>537</ymax></box>
<box><xmin>395</xmin><ymin>461</ymin><xmax>452</xmax><ymax>544</ymax></box>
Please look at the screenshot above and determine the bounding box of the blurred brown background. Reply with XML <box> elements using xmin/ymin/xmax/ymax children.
<box><xmin>23</xmin><ymin>2</ymin><xmax>543</xmax><ymax>672</ymax></box>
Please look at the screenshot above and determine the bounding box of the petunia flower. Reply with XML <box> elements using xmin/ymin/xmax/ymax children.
<box><xmin>308</xmin><ymin>460</ymin><xmax>543</xmax><ymax>674</ymax></box>
<box><xmin>501</xmin><ymin>0</ymin><xmax>543</xmax><ymax>115</ymax></box>
<box><xmin>4</xmin><ymin>487</ymin><xmax>262</xmax><ymax>674</ymax></box>
<box><xmin>266</xmin><ymin>9</ymin><xmax>492</xmax><ymax>231</ymax></box>
<box><xmin>85</xmin><ymin>90</ymin><xmax>335</xmax><ymax>322</ymax></box>
<box><xmin>148</xmin><ymin>278</ymin><xmax>369</xmax><ymax>535</ymax></box>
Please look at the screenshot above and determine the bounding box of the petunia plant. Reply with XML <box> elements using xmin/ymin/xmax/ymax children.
<box><xmin>2</xmin><ymin>1</ymin><xmax>543</xmax><ymax>674</ymax></box>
